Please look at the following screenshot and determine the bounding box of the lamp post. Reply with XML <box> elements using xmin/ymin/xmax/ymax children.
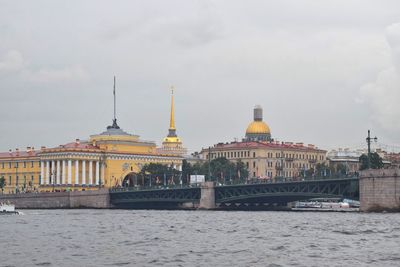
<box><xmin>366</xmin><ymin>130</ymin><xmax>378</xmax><ymax>169</ymax></box>
<box><xmin>208</xmin><ymin>147</ymin><xmax>212</xmax><ymax>182</ymax></box>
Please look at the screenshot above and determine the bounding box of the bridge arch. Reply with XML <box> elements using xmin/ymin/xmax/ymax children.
<box><xmin>122</xmin><ymin>172</ymin><xmax>139</xmax><ymax>187</ymax></box>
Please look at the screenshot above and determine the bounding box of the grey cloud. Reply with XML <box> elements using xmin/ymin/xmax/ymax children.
<box><xmin>0</xmin><ymin>50</ymin><xmax>25</xmax><ymax>73</ymax></box>
<box><xmin>1</xmin><ymin>1</ymin><xmax>400</xmax><ymax>153</ymax></box>
<box><xmin>359</xmin><ymin>23</ymin><xmax>400</xmax><ymax>133</ymax></box>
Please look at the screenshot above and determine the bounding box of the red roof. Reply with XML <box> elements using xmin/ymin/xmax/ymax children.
<box><xmin>56</xmin><ymin>142</ymin><xmax>99</xmax><ymax>150</ymax></box>
<box><xmin>0</xmin><ymin>150</ymin><xmax>38</xmax><ymax>159</ymax></box>
<box><xmin>204</xmin><ymin>141</ymin><xmax>326</xmax><ymax>152</ymax></box>
<box><xmin>42</xmin><ymin>142</ymin><xmax>100</xmax><ymax>152</ymax></box>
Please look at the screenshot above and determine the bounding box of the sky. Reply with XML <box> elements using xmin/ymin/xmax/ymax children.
<box><xmin>0</xmin><ymin>0</ymin><xmax>400</xmax><ymax>154</ymax></box>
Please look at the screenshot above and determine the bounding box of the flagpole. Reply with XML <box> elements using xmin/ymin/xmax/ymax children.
<box><xmin>113</xmin><ymin>76</ymin><xmax>116</xmax><ymax>122</ymax></box>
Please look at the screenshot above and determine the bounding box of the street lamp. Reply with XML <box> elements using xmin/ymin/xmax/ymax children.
<box><xmin>366</xmin><ymin>130</ymin><xmax>378</xmax><ymax>169</ymax></box>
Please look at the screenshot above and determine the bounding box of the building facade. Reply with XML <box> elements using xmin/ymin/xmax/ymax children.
<box><xmin>201</xmin><ymin>141</ymin><xmax>326</xmax><ymax>180</ymax></box>
<box><xmin>326</xmin><ymin>148</ymin><xmax>362</xmax><ymax>175</ymax></box>
<box><xmin>0</xmin><ymin>83</ymin><xmax>183</xmax><ymax>194</ymax></box>
<box><xmin>200</xmin><ymin>105</ymin><xmax>326</xmax><ymax>180</ymax></box>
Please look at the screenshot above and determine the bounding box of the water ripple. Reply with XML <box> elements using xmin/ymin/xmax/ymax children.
<box><xmin>0</xmin><ymin>210</ymin><xmax>399</xmax><ymax>267</ymax></box>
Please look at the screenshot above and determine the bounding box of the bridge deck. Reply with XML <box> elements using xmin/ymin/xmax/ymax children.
<box><xmin>109</xmin><ymin>178</ymin><xmax>359</xmax><ymax>207</ymax></box>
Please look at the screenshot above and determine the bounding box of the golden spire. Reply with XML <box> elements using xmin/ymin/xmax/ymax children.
<box><xmin>169</xmin><ymin>86</ymin><xmax>175</xmax><ymax>130</ymax></box>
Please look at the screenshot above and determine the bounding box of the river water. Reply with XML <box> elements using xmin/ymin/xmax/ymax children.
<box><xmin>1</xmin><ymin>210</ymin><xmax>399</xmax><ymax>267</ymax></box>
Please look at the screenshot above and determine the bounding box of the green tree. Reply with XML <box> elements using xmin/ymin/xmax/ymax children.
<box><xmin>315</xmin><ymin>163</ymin><xmax>330</xmax><ymax>178</ymax></box>
<box><xmin>335</xmin><ymin>163</ymin><xmax>348</xmax><ymax>177</ymax></box>
<box><xmin>305</xmin><ymin>168</ymin><xmax>314</xmax><ymax>179</ymax></box>
<box><xmin>359</xmin><ymin>153</ymin><xmax>384</xmax><ymax>170</ymax></box>
<box><xmin>0</xmin><ymin>177</ymin><xmax>5</xmax><ymax>194</ymax></box>
<box><xmin>234</xmin><ymin>160</ymin><xmax>249</xmax><ymax>183</ymax></box>
<box><xmin>140</xmin><ymin>163</ymin><xmax>181</xmax><ymax>186</ymax></box>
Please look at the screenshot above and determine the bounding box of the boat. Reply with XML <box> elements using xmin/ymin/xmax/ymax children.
<box><xmin>0</xmin><ymin>202</ymin><xmax>20</xmax><ymax>215</ymax></box>
<box><xmin>292</xmin><ymin>198</ymin><xmax>358</xmax><ymax>212</ymax></box>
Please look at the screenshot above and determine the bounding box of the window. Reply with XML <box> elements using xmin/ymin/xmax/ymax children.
<box><xmin>31</xmin><ymin>161</ymin><xmax>34</xmax><ymax>168</ymax></box>
<box><xmin>15</xmin><ymin>162</ymin><xmax>18</xmax><ymax>168</ymax></box>
<box><xmin>9</xmin><ymin>176</ymin><xmax>11</xmax><ymax>185</ymax></box>
<box><xmin>253</xmin><ymin>162</ymin><xmax>256</xmax><ymax>168</ymax></box>
<box><xmin>23</xmin><ymin>161</ymin><xmax>26</xmax><ymax>168</ymax></box>
<box><xmin>1</xmin><ymin>162</ymin><xmax>4</xmax><ymax>169</ymax></box>
<box><xmin>253</xmin><ymin>152</ymin><xmax>256</xmax><ymax>158</ymax></box>
<box><xmin>246</xmin><ymin>162</ymin><xmax>249</xmax><ymax>168</ymax></box>
<box><xmin>39</xmin><ymin>161</ymin><xmax>41</xmax><ymax>167</ymax></box>
<box><xmin>8</xmin><ymin>162</ymin><xmax>11</xmax><ymax>169</ymax></box>
<box><xmin>39</xmin><ymin>175</ymin><xmax>41</xmax><ymax>185</ymax></box>
<box><xmin>16</xmin><ymin>176</ymin><xmax>19</xmax><ymax>186</ymax></box>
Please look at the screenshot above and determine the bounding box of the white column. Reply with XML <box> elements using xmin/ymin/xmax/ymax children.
<box><xmin>95</xmin><ymin>161</ymin><xmax>100</xmax><ymax>185</ymax></box>
<box><xmin>82</xmin><ymin>160</ymin><xmax>86</xmax><ymax>185</ymax></box>
<box><xmin>40</xmin><ymin>161</ymin><xmax>44</xmax><ymax>185</ymax></box>
<box><xmin>75</xmin><ymin>160</ymin><xmax>79</xmax><ymax>185</ymax></box>
<box><xmin>101</xmin><ymin>162</ymin><xmax>105</xmax><ymax>186</ymax></box>
<box><xmin>46</xmin><ymin>161</ymin><xmax>50</xmax><ymax>185</ymax></box>
<box><xmin>51</xmin><ymin>160</ymin><xmax>55</xmax><ymax>185</ymax></box>
<box><xmin>62</xmin><ymin>160</ymin><xmax>66</xmax><ymax>185</ymax></box>
<box><xmin>68</xmin><ymin>160</ymin><xmax>72</xmax><ymax>184</ymax></box>
<box><xmin>56</xmin><ymin>160</ymin><xmax>61</xmax><ymax>185</ymax></box>
<box><xmin>89</xmin><ymin>161</ymin><xmax>93</xmax><ymax>185</ymax></box>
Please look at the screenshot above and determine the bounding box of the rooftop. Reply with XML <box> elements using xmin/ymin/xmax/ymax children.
<box><xmin>204</xmin><ymin>141</ymin><xmax>326</xmax><ymax>152</ymax></box>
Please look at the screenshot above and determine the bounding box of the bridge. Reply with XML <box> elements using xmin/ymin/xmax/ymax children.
<box><xmin>110</xmin><ymin>177</ymin><xmax>359</xmax><ymax>209</ymax></box>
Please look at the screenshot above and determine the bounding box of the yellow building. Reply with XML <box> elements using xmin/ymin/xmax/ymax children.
<box><xmin>200</xmin><ymin>105</ymin><xmax>327</xmax><ymax>180</ymax></box>
<box><xmin>157</xmin><ymin>88</ymin><xmax>187</xmax><ymax>157</ymax></box>
<box><xmin>0</xmin><ymin>81</ymin><xmax>183</xmax><ymax>194</ymax></box>
<box><xmin>0</xmin><ymin>148</ymin><xmax>40</xmax><ymax>194</ymax></box>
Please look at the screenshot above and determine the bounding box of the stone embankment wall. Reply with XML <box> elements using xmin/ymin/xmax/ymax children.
<box><xmin>0</xmin><ymin>189</ymin><xmax>110</xmax><ymax>209</ymax></box>
<box><xmin>360</xmin><ymin>169</ymin><xmax>400</xmax><ymax>212</ymax></box>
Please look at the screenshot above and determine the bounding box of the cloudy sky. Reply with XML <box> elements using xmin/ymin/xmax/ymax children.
<box><xmin>1</xmin><ymin>0</ymin><xmax>400</xmax><ymax>153</ymax></box>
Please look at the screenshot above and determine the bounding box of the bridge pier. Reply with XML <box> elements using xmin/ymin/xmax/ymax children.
<box><xmin>199</xmin><ymin>182</ymin><xmax>216</xmax><ymax>210</ymax></box>
<box><xmin>360</xmin><ymin>169</ymin><xmax>400</xmax><ymax>212</ymax></box>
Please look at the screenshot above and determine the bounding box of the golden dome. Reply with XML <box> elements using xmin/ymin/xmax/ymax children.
<box><xmin>246</xmin><ymin>121</ymin><xmax>271</xmax><ymax>135</ymax></box>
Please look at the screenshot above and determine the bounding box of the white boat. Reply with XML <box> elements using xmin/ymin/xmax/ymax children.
<box><xmin>292</xmin><ymin>199</ymin><xmax>358</xmax><ymax>212</ymax></box>
<box><xmin>0</xmin><ymin>202</ymin><xmax>19</xmax><ymax>215</ymax></box>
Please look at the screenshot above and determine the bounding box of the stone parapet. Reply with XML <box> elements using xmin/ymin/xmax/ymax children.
<box><xmin>360</xmin><ymin>169</ymin><xmax>400</xmax><ymax>212</ymax></box>
<box><xmin>0</xmin><ymin>189</ymin><xmax>110</xmax><ymax>209</ymax></box>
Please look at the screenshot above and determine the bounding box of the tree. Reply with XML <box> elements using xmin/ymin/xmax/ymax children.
<box><xmin>235</xmin><ymin>160</ymin><xmax>249</xmax><ymax>183</ymax></box>
<box><xmin>140</xmin><ymin>163</ymin><xmax>181</xmax><ymax>186</ymax></box>
<box><xmin>315</xmin><ymin>163</ymin><xmax>330</xmax><ymax>178</ymax></box>
<box><xmin>359</xmin><ymin>153</ymin><xmax>384</xmax><ymax>170</ymax></box>
<box><xmin>335</xmin><ymin>163</ymin><xmax>348</xmax><ymax>177</ymax></box>
<box><xmin>0</xmin><ymin>177</ymin><xmax>5</xmax><ymax>193</ymax></box>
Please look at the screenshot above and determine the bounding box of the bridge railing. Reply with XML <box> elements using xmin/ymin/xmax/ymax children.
<box><xmin>217</xmin><ymin>175</ymin><xmax>359</xmax><ymax>186</ymax></box>
<box><xmin>110</xmin><ymin>184</ymin><xmax>201</xmax><ymax>193</ymax></box>
<box><xmin>109</xmin><ymin>176</ymin><xmax>359</xmax><ymax>192</ymax></box>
